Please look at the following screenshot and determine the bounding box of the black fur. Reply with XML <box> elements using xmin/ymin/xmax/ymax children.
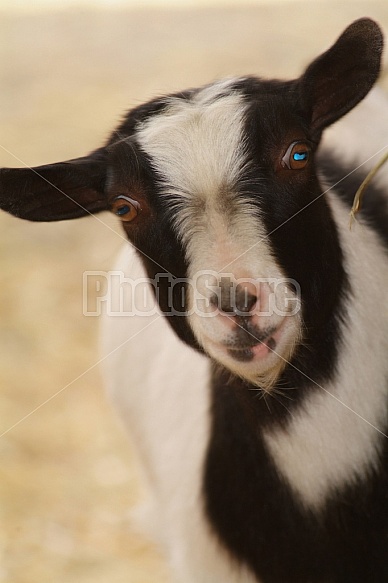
<box><xmin>201</xmin><ymin>115</ymin><xmax>388</xmax><ymax>583</ymax></box>
<box><xmin>204</xmin><ymin>367</ymin><xmax>388</xmax><ymax>583</ymax></box>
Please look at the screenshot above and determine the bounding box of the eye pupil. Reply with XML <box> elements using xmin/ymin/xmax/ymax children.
<box><xmin>111</xmin><ymin>195</ymin><xmax>141</xmax><ymax>222</ymax></box>
<box><xmin>116</xmin><ymin>205</ymin><xmax>130</xmax><ymax>216</ymax></box>
<box><xmin>281</xmin><ymin>141</ymin><xmax>311</xmax><ymax>170</ymax></box>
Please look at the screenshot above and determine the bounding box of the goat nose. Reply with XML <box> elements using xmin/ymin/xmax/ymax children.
<box><xmin>210</xmin><ymin>290</ymin><xmax>234</xmax><ymax>313</ymax></box>
<box><xmin>209</xmin><ymin>281</ymin><xmax>258</xmax><ymax>314</ymax></box>
<box><xmin>235</xmin><ymin>282</ymin><xmax>257</xmax><ymax>314</ymax></box>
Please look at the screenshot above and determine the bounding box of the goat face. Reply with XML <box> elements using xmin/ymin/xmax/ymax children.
<box><xmin>0</xmin><ymin>18</ymin><xmax>383</xmax><ymax>390</ymax></box>
<box><xmin>130</xmin><ymin>81</ymin><xmax>305</xmax><ymax>388</ymax></box>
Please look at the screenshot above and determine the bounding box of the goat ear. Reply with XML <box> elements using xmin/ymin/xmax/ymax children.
<box><xmin>0</xmin><ymin>150</ymin><xmax>107</xmax><ymax>222</ymax></box>
<box><xmin>299</xmin><ymin>18</ymin><xmax>383</xmax><ymax>135</ymax></box>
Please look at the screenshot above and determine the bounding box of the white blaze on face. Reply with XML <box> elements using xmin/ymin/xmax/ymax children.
<box><xmin>137</xmin><ymin>80</ymin><xmax>301</xmax><ymax>386</ymax></box>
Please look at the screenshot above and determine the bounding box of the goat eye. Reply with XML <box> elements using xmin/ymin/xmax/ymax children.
<box><xmin>111</xmin><ymin>196</ymin><xmax>141</xmax><ymax>222</ymax></box>
<box><xmin>282</xmin><ymin>141</ymin><xmax>310</xmax><ymax>170</ymax></box>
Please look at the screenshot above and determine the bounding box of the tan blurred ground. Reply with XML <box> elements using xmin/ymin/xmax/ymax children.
<box><xmin>0</xmin><ymin>2</ymin><xmax>387</xmax><ymax>582</ymax></box>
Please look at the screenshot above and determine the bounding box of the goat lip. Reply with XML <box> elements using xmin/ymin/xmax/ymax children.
<box><xmin>225</xmin><ymin>334</ymin><xmax>278</xmax><ymax>362</ymax></box>
<box><xmin>227</xmin><ymin>346</ymin><xmax>255</xmax><ymax>362</ymax></box>
<box><xmin>203</xmin><ymin>318</ymin><xmax>288</xmax><ymax>365</ymax></box>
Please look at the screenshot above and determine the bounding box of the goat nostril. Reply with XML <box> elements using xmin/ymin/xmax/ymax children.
<box><xmin>209</xmin><ymin>283</ymin><xmax>258</xmax><ymax>315</ymax></box>
<box><xmin>235</xmin><ymin>284</ymin><xmax>257</xmax><ymax>314</ymax></box>
<box><xmin>210</xmin><ymin>293</ymin><xmax>234</xmax><ymax>314</ymax></box>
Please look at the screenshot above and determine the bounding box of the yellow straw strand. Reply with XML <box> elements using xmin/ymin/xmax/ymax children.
<box><xmin>349</xmin><ymin>151</ymin><xmax>388</xmax><ymax>229</ymax></box>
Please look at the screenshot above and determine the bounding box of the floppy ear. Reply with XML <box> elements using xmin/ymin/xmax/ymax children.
<box><xmin>0</xmin><ymin>149</ymin><xmax>107</xmax><ymax>222</ymax></box>
<box><xmin>299</xmin><ymin>18</ymin><xmax>384</xmax><ymax>136</ymax></box>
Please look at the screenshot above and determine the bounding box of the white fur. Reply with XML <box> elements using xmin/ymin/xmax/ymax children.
<box><xmin>137</xmin><ymin>80</ymin><xmax>249</xmax><ymax>216</ymax></box>
<box><xmin>263</xmin><ymin>194</ymin><xmax>388</xmax><ymax>509</ymax></box>
<box><xmin>136</xmin><ymin>80</ymin><xmax>302</xmax><ymax>388</ymax></box>
<box><xmin>101</xmin><ymin>244</ymin><xmax>259</xmax><ymax>583</ymax></box>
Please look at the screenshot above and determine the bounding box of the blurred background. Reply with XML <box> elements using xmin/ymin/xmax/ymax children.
<box><xmin>0</xmin><ymin>1</ymin><xmax>387</xmax><ymax>582</ymax></box>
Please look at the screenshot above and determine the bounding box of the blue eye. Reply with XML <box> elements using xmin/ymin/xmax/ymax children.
<box><xmin>281</xmin><ymin>141</ymin><xmax>311</xmax><ymax>170</ymax></box>
<box><xmin>111</xmin><ymin>195</ymin><xmax>141</xmax><ymax>222</ymax></box>
<box><xmin>116</xmin><ymin>204</ymin><xmax>130</xmax><ymax>216</ymax></box>
<box><xmin>293</xmin><ymin>151</ymin><xmax>308</xmax><ymax>161</ymax></box>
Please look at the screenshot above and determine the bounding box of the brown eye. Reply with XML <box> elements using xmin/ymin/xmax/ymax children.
<box><xmin>111</xmin><ymin>195</ymin><xmax>141</xmax><ymax>222</ymax></box>
<box><xmin>282</xmin><ymin>141</ymin><xmax>311</xmax><ymax>170</ymax></box>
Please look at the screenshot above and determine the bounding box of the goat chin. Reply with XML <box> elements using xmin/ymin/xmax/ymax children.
<box><xmin>202</xmin><ymin>334</ymin><xmax>298</xmax><ymax>393</ymax></box>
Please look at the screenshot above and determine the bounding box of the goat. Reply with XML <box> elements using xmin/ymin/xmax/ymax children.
<box><xmin>1</xmin><ymin>17</ymin><xmax>387</xmax><ymax>583</ymax></box>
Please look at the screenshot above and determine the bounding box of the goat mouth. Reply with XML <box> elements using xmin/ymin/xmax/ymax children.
<box><xmin>226</xmin><ymin>335</ymin><xmax>277</xmax><ymax>362</ymax></box>
<box><xmin>201</xmin><ymin>318</ymin><xmax>291</xmax><ymax>368</ymax></box>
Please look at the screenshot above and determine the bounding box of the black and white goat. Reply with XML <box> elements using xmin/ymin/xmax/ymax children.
<box><xmin>1</xmin><ymin>18</ymin><xmax>388</xmax><ymax>583</ymax></box>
